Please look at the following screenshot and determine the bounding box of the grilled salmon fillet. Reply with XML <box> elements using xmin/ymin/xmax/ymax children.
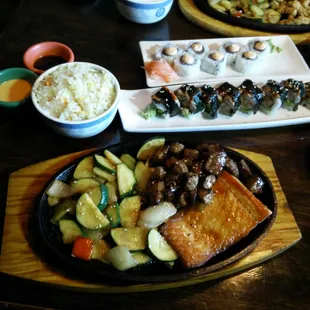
<box><xmin>160</xmin><ymin>170</ymin><xmax>272</xmax><ymax>269</ymax></box>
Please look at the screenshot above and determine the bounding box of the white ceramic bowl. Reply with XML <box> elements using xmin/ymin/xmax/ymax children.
<box><xmin>115</xmin><ymin>0</ymin><xmax>174</xmax><ymax>24</ymax></box>
<box><xmin>31</xmin><ymin>62</ymin><xmax>120</xmax><ymax>139</ymax></box>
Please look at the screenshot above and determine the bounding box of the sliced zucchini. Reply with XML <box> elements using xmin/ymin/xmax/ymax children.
<box><xmin>104</xmin><ymin>149</ymin><xmax>122</xmax><ymax>165</ymax></box>
<box><xmin>47</xmin><ymin>180</ymin><xmax>72</xmax><ymax>198</ymax></box>
<box><xmin>47</xmin><ymin>196</ymin><xmax>60</xmax><ymax>207</ymax></box>
<box><xmin>88</xmin><ymin>184</ymin><xmax>109</xmax><ymax>211</ymax></box>
<box><xmin>249</xmin><ymin>5</ymin><xmax>264</xmax><ymax>17</ymax></box>
<box><xmin>105</xmin><ymin>181</ymin><xmax>118</xmax><ymax>204</ymax></box>
<box><xmin>73</xmin><ymin>156</ymin><xmax>94</xmax><ymax>179</ymax></box>
<box><xmin>71</xmin><ymin>178</ymin><xmax>100</xmax><ymax>194</ymax></box>
<box><xmin>148</xmin><ymin>228</ymin><xmax>178</xmax><ymax>262</ymax></box>
<box><xmin>131</xmin><ymin>251</ymin><xmax>153</xmax><ymax>266</ymax></box>
<box><xmin>59</xmin><ymin>219</ymin><xmax>82</xmax><ymax>244</ymax></box>
<box><xmin>90</xmin><ymin>239</ymin><xmax>110</xmax><ymax>260</ymax></box>
<box><xmin>50</xmin><ymin>198</ymin><xmax>77</xmax><ymax>224</ymax></box>
<box><xmin>81</xmin><ymin>226</ymin><xmax>111</xmax><ymax>241</ymax></box>
<box><xmin>93</xmin><ymin>167</ymin><xmax>116</xmax><ymax>182</ymax></box>
<box><xmin>111</xmin><ymin>227</ymin><xmax>149</xmax><ymax>251</ymax></box>
<box><xmin>134</xmin><ymin>161</ymin><xmax>152</xmax><ymax>192</ymax></box>
<box><xmin>119</xmin><ymin>195</ymin><xmax>141</xmax><ymax>228</ymax></box>
<box><xmin>120</xmin><ymin>154</ymin><xmax>136</xmax><ymax>171</ymax></box>
<box><xmin>94</xmin><ymin>154</ymin><xmax>116</xmax><ymax>174</ymax></box>
<box><xmin>76</xmin><ymin>193</ymin><xmax>110</xmax><ymax>230</ymax></box>
<box><xmin>105</xmin><ymin>246</ymin><xmax>138</xmax><ymax>271</ymax></box>
<box><xmin>104</xmin><ymin>203</ymin><xmax>120</xmax><ymax>228</ymax></box>
<box><xmin>117</xmin><ymin>163</ymin><xmax>136</xmax><ymax>198</ymax></box>
<box><xmin>137</xmin><ymin>137</ymin><xmax>165</xmax><ymax>161</ymax></box>
<box><xmin>93</xmin><ymin>176</ymin><xmax>106</xmax><ymax>184</ymax></box>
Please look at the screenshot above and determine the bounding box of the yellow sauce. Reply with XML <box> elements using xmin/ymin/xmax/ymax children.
<box><xmin>0</xmin><ymin>79</ymin><xmax>32</xmax><ymax>102</ymax></box>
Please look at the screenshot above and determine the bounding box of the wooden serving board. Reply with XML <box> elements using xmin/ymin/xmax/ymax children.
<box><xmin>179</xmin><ymin>0</ymin><xmax>310</xmax><ymax>45</ymax></box>
<box><xmin>0</xmin><ymin>148</ymin><xmax>301</xmax><ymax>293</ymax></box>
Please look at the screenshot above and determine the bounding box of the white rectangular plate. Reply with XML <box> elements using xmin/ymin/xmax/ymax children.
<box><xmin>118</xmin><ymin>75</ymin><xmax>310</xmax><ymax>133</ymax></box>
<box><xmin>140</xmin><ymin>35</ymin><xmax>310</xmax><ymax>88</ymax></box>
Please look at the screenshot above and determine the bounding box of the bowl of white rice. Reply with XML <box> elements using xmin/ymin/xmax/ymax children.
<box><xmin>31</xmin><ymin>62</ymin><xmax>120</xmax><ymax>138</ymax></box>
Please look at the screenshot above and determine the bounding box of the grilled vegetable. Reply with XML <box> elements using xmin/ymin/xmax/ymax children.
<box><xmin>137</xmin><ymin>136</ymin><xmax>165</xmax><ymax>161</ymax></box>
<box><xmin>120</xmin><ymin>153</ymin><xmax>136</xmax><ymax>170</ymax></box>
<box><xmin>72</xmin><ymin>236</ymin><xmax>94</xmax><ymax>261</ymax></box>
<box><xmin>73</xmin><ymin>156</ymin><xmax>94</xmax><ymax>179</ymax></box>
<box><xmin>104</xmin><ymin>203</ymin><xmax>121</xmax><ymax>228</ymax></box>
<box><xmin>94</xmin><ymin>154</ymin><xmax>116</xmax><ymax>174</ymax></box>
<box><xmin>87</xmin><ymin>184</ymin><xmax>109</xmax><ymax>211</ymax></box>
<box><xmin>117</xmin><ymin>163</ymin><xmax>136</xmax><ymax>198</ymax></box>
<box><xmin>59</xmin><ymin>219</ymin><xmax>82</xmax><ymax>244</ymax></box>
<box><xmin>119</xmin><ymin>195</ymin><xmax>141</xmax><ymax>228</ymax></box>
<box><xmin>105</xmin><ymin>246</ymin><xmax>138</xmax><ymax>271</ymax></box>
<box><xmin>71</xmin><ymin>178</ymin><xmax>100</xmax><ymax>194</ymax></box>
<box><xmin>47</xmin><ymin>180</ymin><xmax>72</xmax><ymax>198</ymax></box>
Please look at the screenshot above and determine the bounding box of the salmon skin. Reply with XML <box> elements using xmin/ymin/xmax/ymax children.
<box><xmin>160</xmin><ymin>170</ymin><xmax>272</xmax><ymax>269</ymax></box>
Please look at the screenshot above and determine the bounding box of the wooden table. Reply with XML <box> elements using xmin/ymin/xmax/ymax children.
<box><xmin>0</xmin><ymin>0</ymin><xmax>310</xmax><ymax>309</ymax></box>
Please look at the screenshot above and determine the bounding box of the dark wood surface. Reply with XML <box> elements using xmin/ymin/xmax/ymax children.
<box><xmin>0</xmin><ymin>0</ymin><xmax>310</xmax><ymax>309</ymax></box>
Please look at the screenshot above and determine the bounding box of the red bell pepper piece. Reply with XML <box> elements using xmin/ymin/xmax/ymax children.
<box><xmin>72</xmin><ymin>236</ymin><xmax>94</xmax><ymax>261</ymax></box>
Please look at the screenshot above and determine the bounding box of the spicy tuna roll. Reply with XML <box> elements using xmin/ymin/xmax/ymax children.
<box><xmin>187</xmin><ymin>41</ymin><xmax>208</xmax><ymax>59</ymax></box>
<box><xmin>281</xmin><ymin>79</ymin><xmax>305</xmax><ymax>111</ymax></box>
<box><xmin>201</xmin><ymin>50</ymin><xmax>227</xmax><ymax>75</ymax></box>
<box><xmin>173</xmin><ymin>52</ymin><xmax>200</xmax><ymax>77</ymax></box>
<box><xmin>234</xmin><ymin>49</ymin><xmax>259</xmax><ymax>74</ymax></box>
<box><xmin>259</xmin><ymin>80</ymin><xmax>288</xmax><ymax>115</ymax></box>
<box><xmin>158</xmin><ymin>44</ymin><xmax>182</xmax><ymax>65</ymax></box>
<box><xmin>239</xmin><ymin>79</ymin><xmax>263</xmax><ymax>114</ymax></box>
<box><xmin>249</xmin><ymin>39</ymin><xmax>270</xmax><ymax>59</ymax></box>
<box><xmin>220</xmin><ymin>41</ymin><xmax>241</xmax><ymax>66</ymax></box>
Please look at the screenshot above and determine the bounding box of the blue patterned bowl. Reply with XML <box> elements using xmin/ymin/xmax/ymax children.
<box><xmin>31</xmin><ymin>62</ymin><xmax>120</xmax><ymax>139</ymax></box>
<box><xmin>115</xmin><ymin>0</ymin><xmax>174</xmax><ymax>24</ymax></box>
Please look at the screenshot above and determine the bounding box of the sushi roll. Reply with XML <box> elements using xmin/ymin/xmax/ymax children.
<box><xmin>158</xmin><ymin>44</ymin><xmax>182</xmax><ymax>65</ymax></box>
<box><xmin>174</xmin><ymin>84</ymin><xmax>203</xmax><ymax>117</ymax></box>
<box><xmin>259</xmin><ymin>80</ymin><xmax>288</xmax><ymax>115</ymax></box>
<box><xmin>234</xmin><ymin>49</ymin><xmax>259</xmax><ymax>74</ymax></box>
<box><xmin>173</xmin><ymin>52</ymin><xmax>200</xmax><ymax>78</ymax></box>
<box><xmin>249</xmin><ymin>40</ymin><xmax>270</xmax><ymax>58</ymax></box>
<box><xmin>187</xmin><ymin>41</ymin><xmax>208</xmax><ymax>59</ymax></box>
<box><xmin>220</xmin><ymin>41</ymin><xmax>241</xmax><ymax>66</ymax></box>
<box><xmin>200</xmin><ymin>84</ymin><xmax>220</xmax><ymax>119</ymax></box>
<box><xmin>301</xmin><ymin>82</ymin><xmax>310</xmax><ymax>109</ymax></box>
<box><xmin>239</xmin><ymin>79</ymin><xmax>264</xmax><ymax>114</ymax></box>
<box><xmin>151</xmin><ymin>86</ymin><xmax>181</xmax><ymax>117</ymax></box>
<box><xmin>281</xmin><ymin>79</ymin><xmax>305</xmax><ymax>111</ymax></box>
<box><xmin>201</xmin><ymin>50</ymin><xmax>227</xmax><ymax>75</ymax></box>
<box><xmin>217</xmin><ymin>82</ymin><xmax>241</xmax><ymax>116</ymax></box>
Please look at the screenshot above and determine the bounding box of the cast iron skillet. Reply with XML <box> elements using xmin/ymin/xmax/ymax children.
<box><xmin>195</xmin><ymin>0</ymin><xmax>310</xmax><ymax>34</ymax></box>
<box><xmin>34</xmin><ymin>140</ymin><xmax>277</xmax><ymax>283</ymax></box>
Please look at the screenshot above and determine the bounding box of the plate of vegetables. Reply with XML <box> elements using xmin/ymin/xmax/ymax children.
<box><xmin>36</xmin><ymin>137</ymin><xmax>277</xmax><ymax>283</ymax></box>
<box><xmin>195</xmin><ymin>0</ymin><xmax>310</xmax><ymax>33</ymax></box>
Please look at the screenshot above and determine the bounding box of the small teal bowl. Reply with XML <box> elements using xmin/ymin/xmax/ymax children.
<box><xmin>115</xmin><ymin>0</ymin><xmax>174</xmax><ymax>24</ymax></box>
<box><xmin>0</xmin><ymin>68</ymin><xmax>38</xmax><ymax>108</ymax></box>
<box><xmin>31</xmin><ymin>62</ymin><xmax>120</xmax><ymax>139</ymax></box>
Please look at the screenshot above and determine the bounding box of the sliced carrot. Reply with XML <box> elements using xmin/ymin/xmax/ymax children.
<box><xmin>72</xmin><ymin>236</ymin><xmax>94</xmax><ymax>261</ymax></box>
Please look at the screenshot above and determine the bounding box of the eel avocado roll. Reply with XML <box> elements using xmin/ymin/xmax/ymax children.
<box><xmin>281</xmin><ymin>79</ymin><xmax>305</xmax><ymax>111</ymax></box>
<box><xmin>187</xmin><ymin>41</ymin><xmax>208</xmax><ymax>59</ymax></box>
<box><xmin>200</xmin><ymin>84</ymin><xmax>220</xmax><ymax>119</ymax></box>
<box><xmin>173</xmin><ymin>52</ymin><xmax>200</xmax><ymax>77</ymax></box>
<box><xmin>248</xmin><ymin>39</ymin><xmax>270</xmax><ymax>59</ymax></box>
<box><xmin>158</xmin><ymin>44</ymin><xmax>182</xmax><ymax>65</ymax></box>
<box><xmin>239</xmin><ymin>79</ymin><xmax>263</xmax><ymax>114</ymax></box>
<box><xmin>217</xmin><ymin>82</ymin><xmax>241</xmax><ymax>116</ymax></box>
<box><xmin>259</xmin><ymin>80</ymin><xmax>288</xmax><ymax>115</ymax></box>
<box><xmin>174</xmin><ymin>84</ymin><xmax>203</xmax><ymax>117</ymax></box>
<box><xmin>151</xmin><ymin>86</ymin><xmax>181</xmax><ymax>117</ymax></box>
<box><xmin>220</xmin><ymin>41</ymin><xmax>241</xmax><ymax>66</ymax></box>
<box><xmin>234</xmin><ymin>49</ymin><xmax>259</xmax><ymax>74</ymax></box>
<box><xmin>301</xmin><ymin>82</ymin><xmax>310</xmax><ymax>109</ymax></box>
<box><xmin>201</xmin><ymin>50</ymin><xmax>227</xmax><ymax>75</ymax></box>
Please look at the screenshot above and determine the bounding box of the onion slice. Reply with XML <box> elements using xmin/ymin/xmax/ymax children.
<box><xmin>46</xmin><ymin>180</ymin><xmax>73</xmax><ymax>198</ymax></box>
<box><xmin>137</xmin><ymin>202</ymin><xmax>177</xmax><ymax>228</ymax></box>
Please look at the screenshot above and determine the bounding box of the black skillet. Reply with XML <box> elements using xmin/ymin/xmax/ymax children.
<box><xmin>34</xmin><ymin>140</ymin><xmax>277</xmax><ymax>284</ymax></box>
<box><xmin>195</xmin><ymin>0</ymin><xmax>310</xmax><ymax>34</ymax></box>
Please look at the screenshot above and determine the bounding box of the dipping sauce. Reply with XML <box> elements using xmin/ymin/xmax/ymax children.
<box><xmin>0</xmin><ymin>79</ymin><xmax>32</xmax><ymax>102</ymax></box>
<box><xmin>34</xmin><ymin>55</ymin><xmax>66</xmax><ymax>71</ymax></box>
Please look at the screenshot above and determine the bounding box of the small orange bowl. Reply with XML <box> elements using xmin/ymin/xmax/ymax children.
<box><xmin>23</xmin><ymin>41</ymin><xmax>75</xmax><ymax>75</ymax></box>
